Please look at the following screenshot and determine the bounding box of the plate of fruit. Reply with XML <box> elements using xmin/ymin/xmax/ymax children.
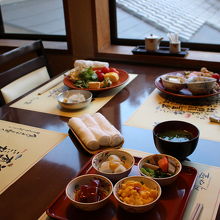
<box><xmin>64</xmin><ymin>61</ymin><xmax>129</xmax><ymax>91</ymax></box>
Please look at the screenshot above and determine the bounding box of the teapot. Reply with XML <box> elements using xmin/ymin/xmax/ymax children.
<box><xmin>145</xmin><ymin>34</ymin><xmax>163</xmax><ymax>51</ymax></box>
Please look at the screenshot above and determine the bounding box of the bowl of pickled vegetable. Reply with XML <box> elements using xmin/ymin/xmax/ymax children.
<box><xmin>138</xmin><ymin>154</ymin><xmax>182</xmax><ymax>186</ymax></box>
<box><xmin>65</xmin><ymin>174</ymin><xmax>113</xmax><ymax>211</ymax></box>
<box><xmin>113</xmin><ymin>176</ymin><xmax>161</xmax><ymax>213</ymax></box>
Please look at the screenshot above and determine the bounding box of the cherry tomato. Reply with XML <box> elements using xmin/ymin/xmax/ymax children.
<box><xmin>95</xmin><ymin>69</ymin><xmax>103</xmax><ymax>74</ymax></box>
<box><xmin>109</xmin><ymin>68</ymin><xmax>119</xmax><ymax>74</ymax></box>
<box><xmin>92</xmin><ymin>67</ymin><xmax>102</xmax><ymax>71</ymax></box>
<box><xmin>212</xmin><ymin>73</ymin><xmax>220</xmax><ymax>82</ymax></box>
<box><xmin>96</xmin><ymin>72</ymin><xmax>104</xmax><ymax>81</ymax></box>
<box><xmin>101</xmin><ymin>67</ymin><xmax>110</xmax><ymax>73</ymax></box>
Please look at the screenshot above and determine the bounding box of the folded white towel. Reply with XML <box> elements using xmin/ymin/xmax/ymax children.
<box><xmin>81</xmin><ymin>114</ymin><xmax>111</xmax><ymax>146</ymax></box>
<box><xmin>68</xmin><ymin>117</ymin><xmax>100</xmax><ymax>150</ymax></box>
<box><xmin>74</xmin><ymin>60</ymin><xmax>109</xmax><ymax>69</ymax></box>
<box><xmin>93</xmin><ymin>113</ymin><xmax>124</xmax><ymax>146</ymax></box>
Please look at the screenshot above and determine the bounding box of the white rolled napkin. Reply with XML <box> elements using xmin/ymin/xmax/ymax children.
<box><xmin>93</xmin><ymin>113</ymin><xmax>124</xmax><ymax>146</ymax></box>
<box><xmin>68</xmin><ymin>117</ymin><xmax>100</xmax><ymax>150</ymax></box>
<box><xmin>81</xmin><ymin>114</ymin><xmax>111</xmax><ymax>146</ymax></box>
<box><xmin>74</xmin><ymin>60</ymin><xmax>109</xmax><ymax>69</ymax></box>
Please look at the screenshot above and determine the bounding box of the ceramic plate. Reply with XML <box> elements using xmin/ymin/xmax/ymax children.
<box><xmin>155</xmin><ymin>72</ymin><xmax>220</xmax><ymax>98</ymax></box>
<box><xmin>64</xmin><ymin>69</ymin><xmax>129</xmax><ymax>91</ymax></box>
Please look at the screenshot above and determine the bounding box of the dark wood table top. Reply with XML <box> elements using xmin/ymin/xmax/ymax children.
<box><xmin>0</xmin><ymin>62</ymin><xmax>219</xmax><ymax>220</ymax></box>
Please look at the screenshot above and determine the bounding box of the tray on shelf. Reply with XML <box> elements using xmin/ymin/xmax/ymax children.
<box><xmin>132</xmin><ymin>45</ymin><xmax>189</xmax><ymax>57</ymax></box>
<box><xmin>46</xmin><ymin>156</ymin><xmax>197</xmax><ymax>220</ymax></box>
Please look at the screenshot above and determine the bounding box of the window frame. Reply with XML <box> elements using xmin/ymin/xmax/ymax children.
<box><xmin>109</xmin><ymin>0</ymin><xmax>220</xmax><ymax>52</ymax></box>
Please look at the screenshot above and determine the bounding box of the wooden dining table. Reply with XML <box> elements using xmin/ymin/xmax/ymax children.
<box><xmin>0</xmin><ymin>61</ymin><xmax>219</xmax><ymax>220</ymax></box>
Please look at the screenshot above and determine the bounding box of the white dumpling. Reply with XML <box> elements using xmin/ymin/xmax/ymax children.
<box><xmin>99</xmin><ymin>161</ymin><xmax>113</xmax><ymax>173</ymax></box>
<box><xmin>109</xmin><ymin>161</ymin><xmax>121</xmax><ymax>171</ymax></box>
<box><xmin>114</xmin><ymin>164</ymin><xmax>126</xmax><ymax>173</ymax></box>
<box><xmin>108</xmin><ymin>154</ymin><xmax>121</xmax><ymax>162</ymax></box>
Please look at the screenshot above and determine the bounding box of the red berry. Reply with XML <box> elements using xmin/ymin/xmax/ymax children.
<box><xmin>101</xmin><ymin>67</ymin><xmax>110</xmax><ymax>73</ymax></box>
<box><xmin>109</xmin><ymin>68</ymin><xmax>119</xmax><ymax>74</ymax></box>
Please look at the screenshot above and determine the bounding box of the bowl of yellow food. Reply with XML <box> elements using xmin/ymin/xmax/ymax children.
<box><xmin>113</xmin><ymin>176</ymin><xmax>161</xmax><ymax>213</ymax></box>
<box><xmin>138</xmin><ymin>154</ymin><xmax>182</xmax><ymax>186</ymax></box>
<box><xmin>57</xmin><ymin>90</ymin><xmax>92</xmax><ymax>110</ymax></box>
<box><xmin>92</xmin><ymin>149</ymin><xmax>135</xmax><ymax>182</ymax></box>
<box><xmin>65</xmin><ymin>174</ymin><xmax>113</xmax><ymax>211</ymax></box>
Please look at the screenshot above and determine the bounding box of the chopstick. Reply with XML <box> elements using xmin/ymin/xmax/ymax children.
<box><xmin>190</xmin><ymin>203</ymin><xmax>203</xmax><ymax>220</ymax></box>
<box><xmin>37</xmin><ymin>75</ymin><xmax>64</xmax><ymax>95</ymax></box>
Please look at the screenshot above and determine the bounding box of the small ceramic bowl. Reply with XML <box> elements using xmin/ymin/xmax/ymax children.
<box><xmin>65</xmin><ymin>174</ymin><xmax>113</xmax><ymax>211</ymax></box>
<box><xmin>138</xmin><ymin>154</ymin><xmax>182</xmax><ymax>186</ymax></box>
<box><xmin>161</xmin><ymin>74</ymin><xmax>186</xmax><ymax>92</ymax></box>
<box><xmin>153</xmin><ymin>120</ymin><xmax>199</xmax><ymax>161</ymax></box>
<box><xmin>187</xmin><ymin>76</ymin><xmax>217</xmax><ymax>95</ymax></box>
<box><xmin>113</xmin><ymin>176</ymin><xmax>161</xmax><ymax>213</ymax></box>
<box><xmin>92</xmin><ymin>149</ymin><xmax>135</xmax><ymax>182</ymax></box>
<box><xmin>57</xmin><ymin>90</ymin><xmax>92</xmax><ymax>110</ymax></box>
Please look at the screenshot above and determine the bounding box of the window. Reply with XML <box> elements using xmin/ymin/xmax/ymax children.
<box><xmin>0</xmin><ymin>0</ymin><xmax>66</xmax><ymax>41</ymax></box>
<box><xmin>110</xmin><ymin>0</ymin><xmax>220</xmax><ymax>51</ymax></box>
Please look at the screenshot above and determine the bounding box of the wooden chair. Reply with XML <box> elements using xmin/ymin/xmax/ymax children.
<box><xmin>0</xmin><ymin>40</ymin><xmax>52</xmax><ymax>106</ymax></box>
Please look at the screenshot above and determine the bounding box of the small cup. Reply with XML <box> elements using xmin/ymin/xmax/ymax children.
<box><xmin>169</xmin><ymin>41</ymin><xmax>181</xmax><ymax>53</ymax></box>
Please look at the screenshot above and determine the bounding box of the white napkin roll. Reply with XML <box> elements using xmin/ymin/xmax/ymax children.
<box><xmin>74</xmin><ymin>60</ymin><xmax>109</xmax><ymax>69</ymax></box>
<box><xmin>93</xmin><ymin>113</ymin><xmax>124</xmax><ymax>146</ymax></box>
<box><xmin>81</xmin><ymin>114</ymin><xmax>111</xmax><ymax>146</ymax></box>
<box><xmin>68</xmin><ymin>117</ymin><xmax>99</xmax><ymax>150</ymax></box>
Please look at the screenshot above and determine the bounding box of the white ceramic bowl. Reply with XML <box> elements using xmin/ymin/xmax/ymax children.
<box><xmin>138</xmin><ymin>154</ymin><xmax>182</xmax><ymax>186</ymax></box>
<box><xmin>92</xmin><ymin>149</ymin><xmax>135</xmax><ymax>182</ymax></box>
<box><xmin>187</xmin><ymin>76</ymin><xmax>216</xmax><ymax>95</ymax></box>
<box><xmin>65</xmin><ymin>174</ymin><xmax>113</xmax><ymax>211</ymax></box>
<box><xmin>113</xmin><ymin>176</ymin><xmax>161</xmax><ymax>213</ymax></box>
<box><xmin>57</xmin><ymin>90</ymin><xmax>92</xmax><ymax>110</ymax></box>
<box><xmin>161</xmin><ymin>74</ymin><xmax>186</xmax><ymax>92</ymax></box>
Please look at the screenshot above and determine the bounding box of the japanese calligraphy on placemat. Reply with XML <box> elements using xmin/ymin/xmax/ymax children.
<box><xmin>125</xmin><ymin>89</ymin><xmax>220</xmax><ymax>142</ymax></box>
<box><xmin>10</xmin><ymin>74</ymin><xmax>137</xmax><ymax>118</ymax></box>
<box><xmin>0</xmin><ymin>120</ymin><xmax>67</xmax><ymax>195</ymax></box>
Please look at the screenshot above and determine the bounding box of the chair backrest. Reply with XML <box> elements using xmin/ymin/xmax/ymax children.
<box><xmin>0</xmin><ymin>40</ymin><xmax>52</xmax><ymax>106</ymax></box>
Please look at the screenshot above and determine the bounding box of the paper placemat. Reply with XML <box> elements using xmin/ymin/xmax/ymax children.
<box><xmin>38</xmin><ymin>148</ymin><xmax>220</xmax><ymax>220</ymax></box>
<box><xmin>0</xmin><ymin>120</ymin><xmax>68</xmax><ymax>195</ymax></box>
<box><xmin>10</xmin><ymin>73</ymin><xmax>137</xmax><ymax>118</ymax></box>
<box><xmin>125</xmin><ymin>89</ymin><xmax>220</xmax><ymax>142</ymax></box>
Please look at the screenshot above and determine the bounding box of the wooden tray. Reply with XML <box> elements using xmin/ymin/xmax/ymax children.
<box><xmin>132</xmin><ymin>45</ymin><xmax>189</xmax><ymax>57</ymax></box>
<box><xmin>46</xmin><ymin>156</ymin><xmax>197</xmax><ymax>220</ymax></box>
<box><xmin>68</xmin><ymin>127</ymin><xmax>123</xmax><ymax>155</ymax></box>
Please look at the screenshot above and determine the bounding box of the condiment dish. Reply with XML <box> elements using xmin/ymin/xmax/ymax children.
<box><xmin>65</xmin><ymin>174</ymin><xmax>113</xmax><ymax>211</ymax></box>
<box><xmin>92</xmin><ymin>149</ymin><xmax>135</xmax><ymax>182</ymax></box>
<box><xmin>161</xmin><ymin>74</ymin><xmax>186</xmax><ymax>92</ymax></box>
<box><xmin>113</xmin><ymin>176</ymin><xmax>161</xmax><ymax>213</ymax></box>
<box><xmin>57</xmin><ymin>90</ymin><xmax>92</xmax><ymax>110</ymax></box>
<box><xmin>138</xmin><ymin>154</ymin><xmax>182</xmax><ymax>186</ymax></box>
<box><xmin>187</xmin><ymin>76</ymin><xmax>217</xmax><ymax>95</ymax></box>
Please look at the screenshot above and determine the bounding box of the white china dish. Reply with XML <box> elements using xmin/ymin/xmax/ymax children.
<box><xmin>113</xmin><ymin>176</ymin><xmax>161</xmax><ymax>213</ymax></box>
<box><xmin>186</xmin><ymin>76</ymin><xmax>217</xmax><ymax>95</ymax></box>
<box><xmin>65</xmin><ymin>174</ymin><xmax>113</xmax><ymax>211</ymax></box>
<box><xmin>92</xmin><ymin>149</ymin><xmax>135</xmax><ymax>182</ymax></box>
<box><xmin>57</xmin><ymin>90</ymin><xmax>92</xmax><ymax>110</ymax></box>
<box><xmin>161</xmin><ymin>74</ymin><xmax>186</xmax><ymax>92</ymax></box>
<box><xmin>138</xmin><ymin>154</ymin><xmax>182</xmax><ymax>186</ymax></box>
